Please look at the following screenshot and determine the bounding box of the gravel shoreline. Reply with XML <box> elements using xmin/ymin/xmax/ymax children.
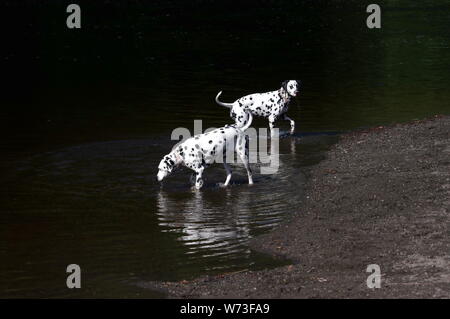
<box><xmin>150</xmin><ymin>115</ymin><xmax>450</xmax><ymax>298</ymax></box>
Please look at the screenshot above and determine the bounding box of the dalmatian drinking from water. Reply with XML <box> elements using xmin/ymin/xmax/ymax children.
<box><xmin>215</xmin><ymin>80</ymin><xmax>300</xmax><ymax>137</ymax></box>
<box><xmin>157</xmin><ymin>113</ymin><xmax>253</xmax><ymax>189</ymax></box>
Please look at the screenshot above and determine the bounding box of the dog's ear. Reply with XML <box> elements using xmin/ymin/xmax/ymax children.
<box><xmin>296</xmin><ymin>80</ymin><xmax>301</xmax><ymax>87</ymax></box>
<box><xmin>281</xmin><ymin>80</ymin><xmax>288</xmax><ymax>91</ymax></box>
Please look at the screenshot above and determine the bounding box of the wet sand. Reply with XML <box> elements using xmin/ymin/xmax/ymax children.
<box><xmin>149</xmin><ymin>115</ymin><xmax>450</xmax><ymax>298</ymax></box>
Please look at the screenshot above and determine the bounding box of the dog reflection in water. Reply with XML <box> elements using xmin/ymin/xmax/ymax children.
<box><xmin>156</xmin><ymin>190</ymin><xmax>251</xmax><ymax>247</ymax></box>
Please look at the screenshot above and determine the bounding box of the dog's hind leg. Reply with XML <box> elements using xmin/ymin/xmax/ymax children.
<box><xmin>237</xmin><ymin>135</ymin><xmax>253</xmax><ymax>185</ymax></box>
<box><xmin>268</xmin><ymin>115</ymin><xmax>277</xmax><ymax>139</ymax></box>
<box><xmin>219</xmin><ymin>149</ymin><xmax>232</xmax><ymax>187</ymax></box>
<box><xmin>190</xmin><ymin>173</ymin><xmax>196</xmax><ymax>185</ymax></box>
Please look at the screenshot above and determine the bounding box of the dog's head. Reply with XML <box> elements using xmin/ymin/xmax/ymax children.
<box><xmin>281</xmin><ymin>80</ymin><xmax>301</xmax><ymax>97</ymax></box>
<box><xmin>157</xmin><ymin>153</ymin><xmax>177</xmax><ymax>182</ymax></box>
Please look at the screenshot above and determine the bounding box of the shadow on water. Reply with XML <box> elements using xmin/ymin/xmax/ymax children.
<box><xmin>1</xmin><ymin>0</ymin><xmax>450</xmax><ymax>297</ymax></box>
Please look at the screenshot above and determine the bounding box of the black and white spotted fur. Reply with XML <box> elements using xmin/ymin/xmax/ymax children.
<box><xmin>157</xmin><ymin>113</ymin><xmax>253</xmax><ymax>189</ymax></box>
<box><xmin>215</xmin><ymin>80</ymin><xmax>300</xmax><ymax>137</ymax></box>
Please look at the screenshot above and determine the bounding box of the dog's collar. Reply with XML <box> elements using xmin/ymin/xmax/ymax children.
<box><xmin>279</xmin><ymin>88</ymin><xmax>292</xmax><ymax>101</ymax></box>
<box><xmin>174</xmin><ymin>153</ymin><xmax>183</xmax><ymax>164</ymax></box>
<box><xmin>167</xmin><ymin>152</ymin><xmax>183</xmax><ymax>171</ymax></box>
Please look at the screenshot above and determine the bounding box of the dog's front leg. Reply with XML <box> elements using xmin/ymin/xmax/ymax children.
<box><xmin>283</xmin><ymin>114</ymin><xmax>295</xmax><ymax>134</ymax></box>
<box><xmin>194</xmin><ymin>166</ymin><xmax>204</xmax><ymax>189</ymax></box>
<box><xmin>221</xmin><ymin>162</ymin><xmax>232</xmax><ymax>187</ymax></box>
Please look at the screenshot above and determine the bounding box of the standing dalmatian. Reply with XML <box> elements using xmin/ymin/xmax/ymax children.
<box><xmin>157</xmin><ymin>112</ymin><xmax>253</xmax><ymax>190</ymax></box>
<box><xmin>215</xmin><ymin>80</ymin><xmax>300</xmax><ymax>137</ymax></box>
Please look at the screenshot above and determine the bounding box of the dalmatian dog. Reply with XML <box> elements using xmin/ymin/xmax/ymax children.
<box><xmin>215</xmin><ymin>80</ymin><xmax>300</xmax><ymax>137</ymax></box>
<box><xmin>157</xmin><ymin>112</ymin><xmax>253</xmax><ymax>190</ymax></box>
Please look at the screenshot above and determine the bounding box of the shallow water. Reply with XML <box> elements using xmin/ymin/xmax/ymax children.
<box><xmin>1</xmin><ymin>1</ymin><xmax>450</xmax><ymax>297</ymax></box>
<box><xmin>0</xmin><ymin>133</ymin><xmax>337</xmax><ymax>297</ymax></box>
<box><xmin>1</xmin><ymin>132</ymin><xmax>340</xmax><ymax>297</ymax></box>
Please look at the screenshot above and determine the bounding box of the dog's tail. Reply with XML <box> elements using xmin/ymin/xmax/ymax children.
<box><xmin>215</xmin><ymin>91</ymin><xmax>234</xmax><ymax>108</ymax></box>
<box><xmin>239</xmin><ymin>111</ymin><xmax>253</xmax><ymax>131</ymax></box>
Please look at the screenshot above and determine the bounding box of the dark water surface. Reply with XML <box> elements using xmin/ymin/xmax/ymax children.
<box><xmin>1</xmin><ymin>1</ymin><xmax>449</xmax><ymax>297</ymax></box>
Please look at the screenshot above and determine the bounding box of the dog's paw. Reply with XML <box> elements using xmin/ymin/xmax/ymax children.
<box><xmin>217</xmin><ymin>182</ymin><xmax>229</xmax><ymax>188</ymax></box>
